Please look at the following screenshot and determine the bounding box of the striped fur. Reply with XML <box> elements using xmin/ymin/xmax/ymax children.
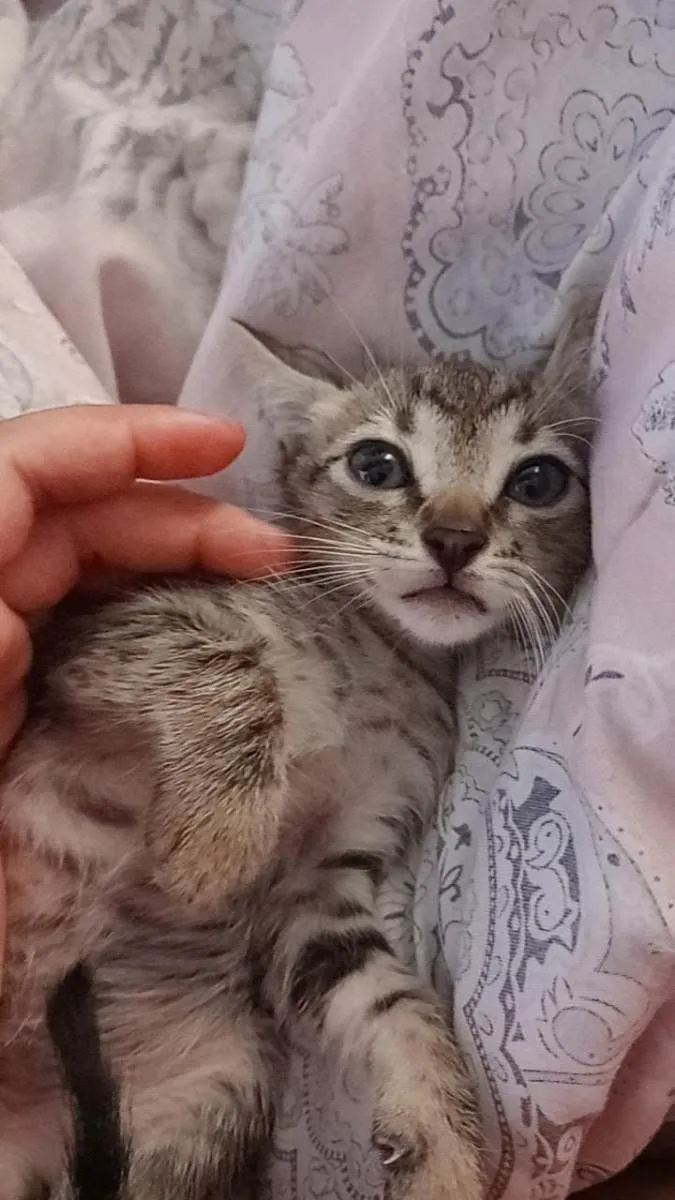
<box><xmin>46</xmin><ymin>964</ymin><xmax>128</xmax><ymax>1200</ymax></box>
<box><xmin>0</xmin><ymin>318</ymin><xmax>594</xmax><ymax>1199</ymax></box>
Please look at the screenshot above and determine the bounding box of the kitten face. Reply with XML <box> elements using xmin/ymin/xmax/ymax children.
<box><xmin>227</xmin><ymin>322</ymin><xmax>594</xmax><ymax>648</ymax></box>
<box><xmin>282</xmin><ymin>361</ymin><xmax>592</xmax><ymax>647</ymax></box>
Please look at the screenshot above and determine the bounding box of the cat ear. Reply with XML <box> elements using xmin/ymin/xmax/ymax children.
<box><xmin>540</xmin><ymin>292</ymin><xmax>601</xmax><ymax>399</ymax></box>
<box><xmin>223</xmin><ymin>320</ymin><xmax>344</xmax><ymax>437</ymax></box>
<box><xmin>247</xmin><ymin>326</ymin><xmax>350</xmax><ymax>389</ymax></box>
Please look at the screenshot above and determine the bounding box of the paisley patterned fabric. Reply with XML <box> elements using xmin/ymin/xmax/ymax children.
<box><xmin>1</xmin><ymin>2</ymin><xmax>675</xmax><ymax>1196</ymax></box>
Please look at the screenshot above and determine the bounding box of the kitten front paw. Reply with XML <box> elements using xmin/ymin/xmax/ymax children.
<box><xmin>146</xmin><ymin>781</ymin><xmax>286</xmax><ymax>910</ymax></box>
<box><xmin>375</xmin><ymin>1120</ymin><xmax>482</xmax><ymax>1200</ymax></box>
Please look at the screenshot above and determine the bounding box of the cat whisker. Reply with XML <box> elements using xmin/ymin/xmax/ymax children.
<box><xmin>516</xmin><ymin>562</ymin><xmax>572</xmax><ymax>623</ymax></box>
<box><xmin>253</xmin><ymin>573</ymin><xmax>354</xmax><ymax>608</ymax></box>
<box><xmin>325</xmin><ymin>588</ymin><xmax>373</xmax><ymax>625</ymax></box>
<box><xmin>263</xmin><ymin>570</ymin><xmax>371</xmax><ymax>599</ymax></box>
<box><xmin>519</xmin><ymin>573</ymin><xmax>558</xmax><ymax>636</ymax></box>
<box><xmin>501</xmin><ymin>564</ymin><xmax>559</xmax><ymax>677</ymax></box>
<box><xmin>507</xmin><ymin>597</ymin><xmax>537</xmax><ymax>673</ymax></box>
<box><xmin>493</xmin><ymin>560</ymin><xmax>570</xmax><ymax>628</ymax></box>
<box><xmin>262</xmin><ymin>576</ymin><xmax>347</xmax><ymax>598</ymax></box>
<box><xmin>326</xmin><ymin>295</ymin><xmax>399</xmax><ymax>414</ymax></box>
<box><xmin>207</xmin><ymin>537</ymin><xmax>383</xmax><ymax>572</ymax></box>
<box><xmin>529</xmin><ymin>368</ymin><xmax>599</xmax><ymax>425</ymax></box>
<box><xmin>245</xmin><ymin>512</ymin><xmax>438</xmax><ymax>569</ymax></box>
<box><xmin>517</xmin><ymin>584</ymin><xmax>558</xmax><ymax>675</ymax></box>
<box><xmin>286</xmin><ymin>562</ymin><xmax>368</xmax><ymax>577</ymax></box>
<box><xmin>264</xmin><ymin>562</ymin><xmax>374</xmax><ymax>596</ymax></box>
<box><xmin>297</xmin><ymin>544</ymin><xmax>385</xmax><ymax>559</ymax></box>
<box><xmin>293</xmin><ymin>544</ymin><xmax>422</xmax><ymax>567</ymax></box>
<box><xmin>507</xmin><ymin>598</ymin><xmax>530</xmax><ymax>664</ymax></box>
<box><xmin>551</xmin><ymin>431</ymin><xmax>593</xmax><ymax>450</ymax></box>
<box><xmin>312</xmin><ymin>342</ymin><xmax>362</xmax><ymax>390</ymax></box>
<box><xmin>507</xmin><ymin>595</ymin><xmax>547</xmax><ymax>679</ymax></box>
<box><xmin>543</xmin><ymin>415</ymin><xmax>603</xmax><ymax>429</ymax></box>
<box><xmin>290</xmin><ymin>557</ymin><xmax>380</xmax><ymax>577</ymax></box>
<box><xmin>521</xmin><ymin>609</ymin><xmax>549</xmax><ymax>680</ymax></box>
<box><xmin>284</xmin><ymin>534</ymin><xmax>373</xmax><ymax>548</ymax></box>
<box><xmin>245</xmin><ymin>506</ymin><xmax>362</xmax><ymax>535</ymax></box>
<box><xmin>247</xmin><ymin>506</ymin><xmax>391</xmax><ymax>546</ymax></box>
<box><xmin>282</xmin><ymin>581</ymin><xmax>373</xmax><ymax>627</ymax></box>
<box><xmin>288</xmin><ymin>582</ymin><xmax>357</xmax><ymax>612</ymax></box>
<box><xmin>293</xmin><ymin>547</ymin><xmax>381</xmax><ymax>564</ymax></box>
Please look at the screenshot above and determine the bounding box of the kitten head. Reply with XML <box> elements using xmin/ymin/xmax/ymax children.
<box><xmin>226</xmin><ymin>313</ymin><xmax>595</xmax><ymax>647</ymax></box>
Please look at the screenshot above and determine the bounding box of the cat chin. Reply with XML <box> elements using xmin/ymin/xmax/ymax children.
<box><xmin>374</xmin><ymin>591</ymin><xmax>501</xmax><ymax>648</ymax></box>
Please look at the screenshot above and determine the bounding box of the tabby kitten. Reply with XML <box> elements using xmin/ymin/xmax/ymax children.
<box><xmin>0</xmin><ymin>315</ymin><xmax>594</xmax><ymax>1200</ymax></box>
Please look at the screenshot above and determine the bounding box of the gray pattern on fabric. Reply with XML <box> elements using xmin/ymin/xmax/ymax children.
<box><xmin>401</xmin><ymin>1</ymin><xmax>675</xmax><ymax>366</ymax></box>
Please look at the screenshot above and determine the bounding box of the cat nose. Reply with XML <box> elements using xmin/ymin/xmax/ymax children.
<box><xmin>422</xmin><ymin>525</ymin><xmax>487</xmax><ymax>577</ymax></box>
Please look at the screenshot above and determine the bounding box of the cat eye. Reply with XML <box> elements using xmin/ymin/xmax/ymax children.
<box><xmin>503</xmin><ymin>456</ymin><xmax>571</xmax><ymax>507</ymax></box>
<box><xmin>346</xmin><ymin>439</ymin><xmax>412</xmax><ymax>489</ymax></box>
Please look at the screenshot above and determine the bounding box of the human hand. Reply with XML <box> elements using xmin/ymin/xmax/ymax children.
<box><xmin>0</xmin><ymin>404</ymin><xmax>293</xmax><ymax>755</ymax></box>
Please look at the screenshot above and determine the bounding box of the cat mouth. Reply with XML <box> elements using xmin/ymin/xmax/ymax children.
<box><xmin>401</xmin><ymin>582</ymin><xmax>488</xmax><ymax>616</ymax></box>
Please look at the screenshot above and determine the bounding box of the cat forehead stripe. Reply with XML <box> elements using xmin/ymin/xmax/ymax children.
<box><xmin>374</xmin><ymin>363</ymin><xmax>540</xmax><ymax>436</ymax></box>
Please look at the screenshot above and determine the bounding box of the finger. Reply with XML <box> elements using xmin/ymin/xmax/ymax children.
<box><xmin>0</xmin><ymin>602</ymin><xmax>32</xmax><ymax>695</ymax></box>
<box><xmin>0</xmin><ymin>515</ymin><xmax>79</xmax><ymax>613</ymax></box>
<box><xmin>76</xmin><ymin>568</ymin><xmax>129</xmax><ymax>595</ymax></box>
<box><xmin>0</xmin><ymin>855</ymin><xmax>5</xmax><ymax>992</ymax></box>
<box><xmin>0</xmin><ymin>406</ymin><xmax>246</xmax><ymax>570</ymax></box>
<box><xmin>0</xmin><ymin>486</ymin><xmax>295</xmax><ymax>612</ymax></box>
<box><xmin>0</xmin><ymin>689</ymin><xmax>27</xmax><ymax>757</ymax></box>
<box><xmin>70</xmin><ymin>485</ymin><xmax>296</xmax><ymax>580</ymax></box>
<box><xmin>1</xmin><ymin>406</ymin><xmax>246</xmax><ymax>500</ymax></box>
<box><xmin>197</xmin><ymin>500</ymin><xmax>297</xmax><ymax>579</ymax></box>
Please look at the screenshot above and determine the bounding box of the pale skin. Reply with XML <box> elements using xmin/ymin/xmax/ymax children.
<box><xmin>0</xmin><ymin>403</ymin><xmax>294</xmax><ymax>982</ymax></box>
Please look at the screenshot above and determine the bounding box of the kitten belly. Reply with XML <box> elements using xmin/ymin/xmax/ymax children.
<box><xmin>283</xmin><ymin>716</ymin><xmax>453</xmax><ymax>870</ymax></box>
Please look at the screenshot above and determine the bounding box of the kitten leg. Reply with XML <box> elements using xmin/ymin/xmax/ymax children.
<box><xmin>122</xmin><ymin>1097</ymin><xmax>271</xmax><ymax>1200</ymax></box>
<box><xmin>0</xmin><ymin>1035</ymin><xmax>70</xmax><ymax>1200</ymax></box>
<box><xmin>0</xmin><ymin>759</ymin><xmax>117</xmax><ymax>1200</ymax></box>
<box><xmin>41</xmin><ymin>586</ymin><xmax>346</xmax><ymax>909</ymax></box>
<box><xmin>48</xmin><ymin>1004</ymin><xmax>275</xmax><ymax>1200</ymax></box>
<box><xmin>0</xmin><ymin>716</ymin><xmax>281</xmax><ymax>1199</ymax></box>
<box><xmin>116</xmin><ymin>1022</ymin><xmax>275</xmax><ymax>1200</ymax></box>
<box><xmin>46</xmin><ymin>964</ymin><xmax>128</xmax><ymax>1200</ymax></box>
<box><xmin>265</xmin><ymin>864</ymin><xmax>482</xmax><ymax>1200</ymax></box>
<box><xmin>91</xmin><ymin>910</ymin><xmax>279</xmax><ymax>1200</ymax></box>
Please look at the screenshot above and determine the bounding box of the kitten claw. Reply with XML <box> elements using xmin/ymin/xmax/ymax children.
<box><xmin>374</xmin><ymin>1134</ymin><xmax>412</xmax><ymax>1168</ymax></box>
